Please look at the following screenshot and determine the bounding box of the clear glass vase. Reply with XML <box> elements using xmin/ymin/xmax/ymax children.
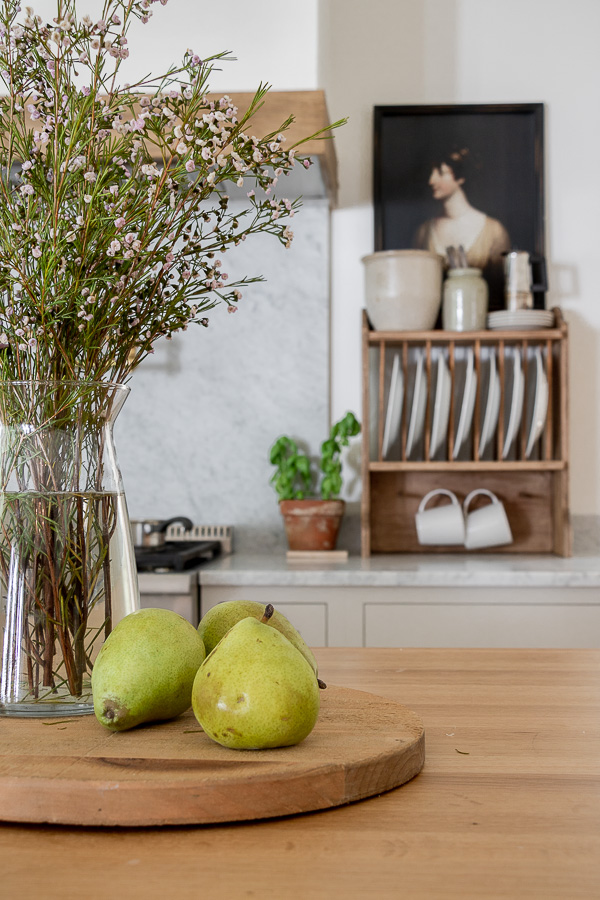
<box><xmin>0</xmin><ymin>381</ymin><xmax>139</xmax><ymax>717</ymax></box>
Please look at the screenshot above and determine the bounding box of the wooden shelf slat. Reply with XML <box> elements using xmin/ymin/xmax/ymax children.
<box><xmin>368</xmin><ymin>460</ymin><xmax>567</xmax><ymax>472</ymax></box>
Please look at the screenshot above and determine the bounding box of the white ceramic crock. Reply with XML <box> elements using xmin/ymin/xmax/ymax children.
<box><xmin>362</xmin><ymin>249</ymin><xmax>444</xmax><ymax>331</ymax></box>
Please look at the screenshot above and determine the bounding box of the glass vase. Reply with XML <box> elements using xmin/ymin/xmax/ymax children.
<box><xmin>0</xmin><ymin>381</ymin><xmax>139</xmax><ymax>717</ymax></box>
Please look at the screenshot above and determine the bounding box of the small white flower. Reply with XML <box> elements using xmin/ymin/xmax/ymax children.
<box><xmin>84</xmin><ymin>194</ymin><xmax>93</xmax><ymax>203</ymax></box>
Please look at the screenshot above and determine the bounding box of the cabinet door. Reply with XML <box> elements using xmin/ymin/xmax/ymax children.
<box><xmin>140</xmin><ymin>593</ymin><xmax>199</xmax><ymax>627</ymax></box>
<box><xmin>201</xmin><ymin>587</ymin><xmax>328</xmax><ymax>647</ymax></box>
<box><xmin>364</xmin><ymin>595</ymin><xmax>600</xmax><ymax>648</ymax></box>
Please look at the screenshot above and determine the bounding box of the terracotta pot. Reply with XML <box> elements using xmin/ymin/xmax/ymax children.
<box><xmin>280</xmin><ymin>499</ymin><xmax>345</xmax><ymax>552</ymax></box>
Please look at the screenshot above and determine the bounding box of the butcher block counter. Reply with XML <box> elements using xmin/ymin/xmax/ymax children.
<box><xmin>1</xmin><ymin>647</ymin><xmax>599</xmax><ymax>899</ymax></box>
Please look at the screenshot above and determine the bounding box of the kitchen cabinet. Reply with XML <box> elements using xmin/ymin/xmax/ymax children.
<box><xmin>139</xmin><ymin>543</ymin><xmax>600</xmax><ymax>650</ymax></box>
<box><xmin>201</xmin><ymin>589</ymin><xmax>329</xmax><ymax>647</ymax></box>
<box><xmin>199</xmin><ymin>582</ymin><xmax>600</xmax><ymax>649</ymax></box>
<box><xmin>138</xmin><ymin>571</ymin><xmax>199</xmax><ymax>627</ymax></box>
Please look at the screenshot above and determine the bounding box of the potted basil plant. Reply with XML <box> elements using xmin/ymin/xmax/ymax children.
<box><xmin>269</xmin><ymin>412</ymin><xmax>361</xmax><ymax>551</ymax></box>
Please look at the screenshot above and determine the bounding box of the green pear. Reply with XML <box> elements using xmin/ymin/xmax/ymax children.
<box><xmin>198</xmin><ymin>599</ymin><xmax>318</xmax><ymax>675</ymax></box>
<box><xmin>92</xmin><ymin>607</ymin><xmax>206</xmax><ymax>731</ymax></box>
<box><xmin>192</xmin><ymin>610</ymin><xmax>320</xmax><ymax>750</ymax></box>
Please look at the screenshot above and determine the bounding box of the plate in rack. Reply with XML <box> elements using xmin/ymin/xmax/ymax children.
<box><xmin>478</xmin><ymin>349</ymin><xmax>500</xmax><ymax>457</ymax></box>
<box><xmin>382</xmin><ymin>352</ymin><xmax>403</xmax><ymax>460</ymax></box>
<box><xmin>430</xmin><ymin>352</ymin><xmax>451</xmax><ymax>459</ymax></box>
<box><xmin>502</xmin><ymin>347</ymin><xmax>525</xmax><ymax>458</ymax></box>
<box><xmin>406</xmin><ymin>350</ymin><xmax>427</xmax><ymax>459</ymax></box>
<box><xmin>525</xmin><ymin>346</ymin><xmax>549</xmax><ymax>458</ymax></box>
<box><xmin>452</xmin><ymin>346</ymin><xmax>477</xmax><ymax>460</ymax></box>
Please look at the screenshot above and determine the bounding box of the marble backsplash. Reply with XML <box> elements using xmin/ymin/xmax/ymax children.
<box><xmin>114</xmin><ymin>198</ymin><xmax>331</xmax><ymax>553</ymax></box>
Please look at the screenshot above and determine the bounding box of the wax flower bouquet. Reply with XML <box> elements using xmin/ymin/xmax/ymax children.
<box><xmin>0</xmin><ymin>0</ymin><xmax>342</xmax><ymax>714</ymax></box>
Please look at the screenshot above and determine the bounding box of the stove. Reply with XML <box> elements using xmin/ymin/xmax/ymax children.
<box><xmin>131</xmin><ymin>520</ymin><xmax>233</xmax><ymax>572</ymax></box>
<box><xmin>135</xmin><ymin>539</ymin><xmax>221</xmax><ymax>572</ymax></box>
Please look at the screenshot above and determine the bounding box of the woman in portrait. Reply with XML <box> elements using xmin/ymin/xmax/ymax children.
<box><xmin>413</xmin><ymin>147</ymin><xmax>510</xmax><ymax>309</ymax></box>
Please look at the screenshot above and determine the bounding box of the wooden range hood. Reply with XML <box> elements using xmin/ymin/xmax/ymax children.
<box><xmin>205</xmin><ymin>89</ymin><xmax>339</xmax><ymax>205</ymax></box>
<box><xmin>19</xmin><ymin>88</ymin><xmax>339</xmax><ymax>205</ymax></box>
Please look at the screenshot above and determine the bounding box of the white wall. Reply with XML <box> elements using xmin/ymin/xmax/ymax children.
<box><xmin>29</xmin><ymin>0</ymin><xmax>319</xmax><ymax>90</ymax></box>
<box><xmin>319</xmin><ymin>0</ymin><xmax>600</xmax><ymax>516</ymax></box>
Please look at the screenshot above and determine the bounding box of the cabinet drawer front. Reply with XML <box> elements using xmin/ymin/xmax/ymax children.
<box><xmin>365</xmin><ymin>600</ymin><xmax>600</xmax><ymax>648</ymax></box>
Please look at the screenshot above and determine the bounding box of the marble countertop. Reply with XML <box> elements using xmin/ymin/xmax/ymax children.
<box><xmin>136</xmin><ymin>518</ymin><xmax>600</xmax><ymax>591</ymax></box>
<box><xmin>195</xmin><ymin>550</ymin><xmax>600</xmax><ymax>588</ymax></box>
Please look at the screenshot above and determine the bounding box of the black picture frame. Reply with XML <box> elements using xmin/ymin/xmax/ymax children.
<box><xmin>373</xmin><ymin>103</ymin><xmax>545</xmax><ymax>311</ymax></box>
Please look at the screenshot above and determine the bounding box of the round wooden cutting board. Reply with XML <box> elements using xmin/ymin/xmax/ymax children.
<box><xmin>0</xmin><ymin>685</ymin><xmax>425</xmax><ymax>827</ymax></box>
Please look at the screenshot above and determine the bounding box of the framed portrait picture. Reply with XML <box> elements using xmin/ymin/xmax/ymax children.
<box><xmin>373</xmin><ymin>103</ymin><xmax>545</xmax><ymax>311</ymax></box>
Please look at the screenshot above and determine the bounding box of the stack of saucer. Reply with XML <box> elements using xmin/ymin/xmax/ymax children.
<box><xmin>487</xmin><ymin>309</ymin><xmax>554</xmax><ymax>331</ymax></box>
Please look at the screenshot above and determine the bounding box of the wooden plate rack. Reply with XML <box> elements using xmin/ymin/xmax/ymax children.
<box><xmin>361</xmin><ymin>308</ymin><xmax>570</xmax><ymax>556</ymax></box>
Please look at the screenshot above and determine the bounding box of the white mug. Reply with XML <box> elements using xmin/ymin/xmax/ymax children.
<box><xmin>463</xmin><ymin>489</ymin><xmax>513</xmax><ymax>549</ymax></box>
<box><xmin>415</xmin><ymin>489</ymin><xmax>465</xmax><ymax>546</ymax></box>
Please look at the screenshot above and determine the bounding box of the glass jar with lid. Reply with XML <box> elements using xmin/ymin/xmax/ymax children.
<box><xmin>442</xmin><ymin>267</ymin><xmax>488</xmax><ymax>331</ymax></box>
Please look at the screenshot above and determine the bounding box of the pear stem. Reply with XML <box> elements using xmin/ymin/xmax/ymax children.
<box><xmin>317</xmin><ymin>678</ymin><xmax>327</xmax><ymax>690</ymax></box>
<box><xmin>261</xmin><ymin>604</ymin><xmax>275</xmax><ymax>623</ymax></box>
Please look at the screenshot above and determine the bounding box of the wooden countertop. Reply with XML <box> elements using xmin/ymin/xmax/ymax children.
<box><xmin>1</xmin><ymin>647</ymin><xmax>599</xmax><ymax>899</ymax></box>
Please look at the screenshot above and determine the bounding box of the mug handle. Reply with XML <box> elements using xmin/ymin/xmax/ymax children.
<box><xmin>418</xmin><ymin>488</ymin><xmax>460</xmax><ymax>515</ymax></box>
<box><xmin>463</xmin><ymin>488</ymin><xmax>499</xmax><ymax>515</ymax></box>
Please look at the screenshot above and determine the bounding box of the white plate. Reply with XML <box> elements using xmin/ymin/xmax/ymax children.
<box><xmin>478</xmin><ymin>349</ymin><xmax>500</xmax><ymax>457</ymax></box>
<box><xmin>487</xmin><ymin>310</ymin><xmax>554</xmax><ymax>331</ymax></box>
<box><xmin>452</xmin><ymin>347</ymin><xmax>477</xmax><ymax>460</ymax></box>
<box><xmin>502</xmin><ymin>348</ymin><xmax>525</xmax><ymax>458</ymax></box>
<box><xmin>430</xmin><ymin>353</ymin><xmax>451</xmax><ymax>458</ymax></box>
<box><xmin>406</xmin><ymin>350</ymin><xmax>427</xmax><ymax>459</ymax></box>
<box><xmin>488</xmin><ymin>310</ymin><xmax>553</xmax><ymax>322</ymax></box>
<box><xmin>525</xmin><ymin>347</ymin><xmax>549</xmax><ymax>458</ymax></box>
<box><xmin>382</xmin><ymin>353</ymin><xmax>403</xmax><ymax>460</ymax></box>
